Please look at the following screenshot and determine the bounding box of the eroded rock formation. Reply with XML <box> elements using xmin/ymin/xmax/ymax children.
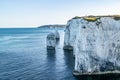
<box><xmin>47</xmin><ymin>30</ymin><xmax>60</xmax><ymax>49</ymax></box>
<box><xmin>47</xmin><ymin>33</ymin><xmax>56</xmax><ymax>49</ymax></box>
<box><xmin>55</xmin><ymin>30</ymin><xmax>60</xmax><ymax>40</ymax></box>
<box><xmin>64</xmin><ymin>15</ymin><xmax>120</xmax><ymax>75</ymax></box>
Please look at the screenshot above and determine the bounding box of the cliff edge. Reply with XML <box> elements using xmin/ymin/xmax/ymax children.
<box><xmin>64</xmin><ymin>15</ymin><xmax>120</xmax><ymax>75</ymax></box>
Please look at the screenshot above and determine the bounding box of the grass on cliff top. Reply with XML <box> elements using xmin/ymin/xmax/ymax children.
<box><xmin>72</xmin><ymin>15</ymin><xmax>120</xmax><ymax>21</ymax></box>
<box><xmin>83</xmin><ymin>16</ymin><xmax>98</xmax><ymax>22</ymax></box>
<box><xmin>72</xmin><ymin>16</ymin><xmax>98</xmax><ymax>22</ymax></box>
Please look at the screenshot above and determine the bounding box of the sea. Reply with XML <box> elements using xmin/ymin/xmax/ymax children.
<box><xmin>0</xmin><ymin>28</ymin><xmax>76</xmax><ymax>80</ymax></box>
<box><xmin>0</xmin><ymin>28</ymin><xmax>119</xmax><ymax>80</ymax></box>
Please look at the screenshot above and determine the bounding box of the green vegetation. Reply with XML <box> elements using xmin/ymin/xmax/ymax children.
<box><xmin>72</xmin><ymin>15</ymin><xmax>120</xmax><ymax>21</ymax></box>
<box><xmin>83</xmin><ymin>16</ymin><xmax>98</xmax><ymax>22</ymax></box>
<box><xmin>72</xmin><ymin>15</ymin><xmax>99</xmax><ymax>21</ymax></box>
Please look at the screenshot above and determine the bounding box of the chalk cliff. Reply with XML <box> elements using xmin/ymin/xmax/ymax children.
<box><xmin>64</xmin><ymin>15</ymin><xmax>120</xmax><ymax>75</ymax></box>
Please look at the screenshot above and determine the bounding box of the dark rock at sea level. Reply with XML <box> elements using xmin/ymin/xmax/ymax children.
<box><xmin>63</xmin><ymin>45</ymin><xmax>73</xmax><ymax>50</ymax></box>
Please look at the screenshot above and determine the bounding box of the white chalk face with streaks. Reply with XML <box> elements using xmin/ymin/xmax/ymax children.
<box><xmin>65</xmin><ymin>16</ymin><xmax>120</xmax><ymax>73</ymax></box>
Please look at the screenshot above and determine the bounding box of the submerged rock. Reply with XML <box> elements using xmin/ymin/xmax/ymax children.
<box><xmin>47</xmin><ymin>33</ymin><xmax>56</xmax><ymax>50</ymax></box>
<box><xmin>64</xmin><ymin>15</ymin><xmax>120</xmax><ymax>75</ymax></box>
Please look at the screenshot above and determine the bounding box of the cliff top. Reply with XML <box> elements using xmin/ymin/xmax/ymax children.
<box><xmin>72</xmin><ymin>15</ymin><xmax>120</xmax><ymax>21</ymax></box>
<box><xmin>73</xmin><ymin>15</ymin><xmax>120</xmax><ymax>18</ymax></box>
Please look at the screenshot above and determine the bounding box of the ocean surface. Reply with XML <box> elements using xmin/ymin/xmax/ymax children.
<box><xmin>0</xmin><ymin>28</ymin><xmax>76</xmax><ymax>80</ymax></box>
<box><xmin>0</xmin><ymin>28</ymin><xmax>119</xmax><ymax>80</ymax></box>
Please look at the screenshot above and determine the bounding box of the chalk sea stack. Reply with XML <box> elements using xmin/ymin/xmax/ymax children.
<box><xmin>47</xmin><ymin>31</ymin><xmax>60</xmax><ymax>50</ymax></box>
<box><xmin>63</xmin><ymin>19</ymin><xmax>77</xmax><ymax>51</ymax></box>
<box><xmin>64</xmin><ymin>15</ymin><xmax>120</xmax><ymax>75</ymax></box>
<box><xmin>54</xmin><ymin>30</ymin><xmax>60</xmax><ymax>40</ymax></box>
<box><xmin>47</xmin><ymin>33</ymin><xmax>56</xmax><ymax>50</ymax></box>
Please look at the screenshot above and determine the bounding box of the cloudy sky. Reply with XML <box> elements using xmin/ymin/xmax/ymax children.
<box><xmin>0</xmin><ymin>0</ymin><xmax>120</xmax><ymax>28</ymax></box>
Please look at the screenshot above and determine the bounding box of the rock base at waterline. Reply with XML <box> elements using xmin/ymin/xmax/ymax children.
<box><xmin>47</xmin><ymin>46</ymin><xmax>55</xmax><ymax>50</ymax></box>
<box><xmin>63</xmin><ymin>45</ymin><xmax>73</xmax><ymax>50</ymax></box>
<box><xmin>56</xmin><ymin>38</ymin><xmax>60</xmax><ymax>41</ymax></box>
<box><xmin>73</xmin><ymin>70</ymin><xmax>120</xmax><ymax>76</ymax></box>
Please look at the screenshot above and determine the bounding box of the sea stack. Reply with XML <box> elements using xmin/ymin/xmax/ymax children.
<box><xmin>54</xmin><ymin>30</ymin><xmax>60</xmax><ymax>40</ymax></box>
<box><xmin>47</xmin><ymin>33</ymin><xmax>56</xmax><ymax>49</ymax></box>
<box><xmin>47</xmin><ymin>31</ymin><xmax>60</xmax><ymax>50</ymax></box>
<box><xmin>64</xmin><ymin>15</ymin><xmax>120</xmax><ymax>75</ymax></box>
<box><xmin>63</xmin><ymin>17</ymin><xmax>81</xmax><ymax>50</ymax></box>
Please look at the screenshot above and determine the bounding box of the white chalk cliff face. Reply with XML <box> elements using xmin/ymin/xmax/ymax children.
<box><xmin>64</xmin><ymin>16</ymin><xmax>120</xmax><ymax>74</ymax></box>
<box><xmin>64</xmin><ymin>19</ymin><xmax>79</xmax><ymax>50</ymax></box>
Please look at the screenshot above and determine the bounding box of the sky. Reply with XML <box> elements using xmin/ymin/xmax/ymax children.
<box><xmin>0</xmin><ymin>0</ymin><xmax>120</xmax><ymax>28</ymax></box>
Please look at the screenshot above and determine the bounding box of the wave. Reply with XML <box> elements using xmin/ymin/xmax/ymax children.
<box><xmin>0</xmin><ymin>36</ymin><xmax>29</xmax><ymax>41</ymax></box>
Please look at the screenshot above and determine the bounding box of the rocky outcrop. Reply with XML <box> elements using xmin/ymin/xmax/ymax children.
<box><xmin>63</xmin><ymin>20</ymin><xmax>77</xmax><ymax>50</ymax></box>
<box><xmin>54</xmin><ymin>30</ymin><xmax>60</xmax><ymax>40</ymax></box>
<box><xmin>64</xmin><ymin>15</ymin><xmax>120</xmax><ymax>75</ymax></box>
<box><xmin>47</xmin><ymin>33</ymin><xmax>56</xmax><ymax>49</ymax></box>
<box><xmin>47</xmin><ymin>30</ymin><xmax>60</xmax><ymax>49</ymax></box>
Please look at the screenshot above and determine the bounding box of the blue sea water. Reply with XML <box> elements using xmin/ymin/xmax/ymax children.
<box><xmin>0</xmin><ymin>28</ymin><xmax>76</xmax><ymax>80</ymax></box>
<box><xmin>0</xmin><ymin>28</ymin><xmax>119</xmax><ymax>80</ymax></box>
